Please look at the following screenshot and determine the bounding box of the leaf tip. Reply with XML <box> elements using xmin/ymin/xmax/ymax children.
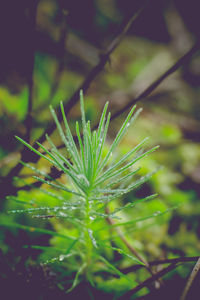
<box><xmin>15</xmin><ymin>135</ymin><xmax>20</xmax><ymax>141</ymax></box>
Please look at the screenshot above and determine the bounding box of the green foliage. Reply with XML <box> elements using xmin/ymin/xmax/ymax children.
<box><xmin>0</xmin><ymin>86</ymin><xmax>28</xmax><ymax>121</ymax></box>
<box><xmin>11</xmin><ymin>91</ymin><xmax>159</xmax><ymax>290</ymax></box>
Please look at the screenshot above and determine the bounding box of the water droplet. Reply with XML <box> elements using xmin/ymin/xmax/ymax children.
<box><xmin>58</xmin><ymin>212</ymin><xmax>67</xmax><ymax>217</ymax></box>
<box><xmin>59</xmin><ymin>255</ymin><xmax>65</xmax><ymax>261</ymax></box>
<box><xmin>153</xmin><ymin>211</ymin><xmax>161</xmax><ymax>216</ymax></box>
<box><xmin>88</xmin><ymin>229</ymin><xmax>97</xmax><ymax>247</ymax></box>
<box><xmin>70</xmin><ymin>206</ymin><xmax>76</xmax><ymax>210</ymax></box>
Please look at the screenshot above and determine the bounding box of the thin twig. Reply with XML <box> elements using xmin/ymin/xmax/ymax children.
<box><xmin>105</xmin><ymin>207</ymin><xmax>147</xmax><ymax>264</ymax></box>
<box><xmin>121</xmin><ymin>256</ymin><xmax>200</xmax><ymax>273</ymax></box>
<box><xmin>180</xmin><ymin>257</ymin><xmax>200</xmax><ymax>300</ymax></box>
<box><xmin>111</xmin><ymin>38</ymin><xmax>200</xmax><ymax>121</ymax></box>
<box><xmin>119</xmin><ymin>263</ymin><xmax>179</xmax><ymax>299</ymax></box>
<box><xmin>105</xmin><ymin>1</ymin><xmax>148</xmax><ymax>56</ymax></box>
<box><xmin>105</xmin><ymin>206</ymin><xmax>163</xmax><ymax>288</ymax></box>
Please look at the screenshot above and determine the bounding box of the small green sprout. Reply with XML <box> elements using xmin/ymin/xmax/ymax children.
<box><xmin>14</xmin><ymin>91</ymin><xmax>159</xmax><ymax>289</ymax></box>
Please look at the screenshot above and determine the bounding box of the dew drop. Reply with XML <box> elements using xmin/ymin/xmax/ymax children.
<box><xmin>153</xmin><ymin>211</ymin><xmax>161</xmax><ymax>216</ymax></box>
<box><xmin>59</xmin><ymin>255</ymin><xmax>65</xmax><ymax>261</ymax></box>
<box><xmin>88</xmin><ymin>229</ymin><xmax>97</xmax><ymax>247</ymax></box>
<box><xmin>71</xmin><ymin>206</ymin><xmax>76</xmax><ymax>210</ymax></box>
<box><xmin>58</xmin><ymin>212</ymin><xmax>67</xmax><ymax>217</ymax></box>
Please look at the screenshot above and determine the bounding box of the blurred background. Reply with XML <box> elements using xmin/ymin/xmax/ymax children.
<box><xmin>0</xmin><ymin>0</ymin><xmax>200</xmax><ymax>298</ymax></box>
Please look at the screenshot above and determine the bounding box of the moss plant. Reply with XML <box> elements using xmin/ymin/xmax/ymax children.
<box><xmin>15</xmin><ymin>91</ymin><xmax>159</xmax><ymax>290</ymax></box>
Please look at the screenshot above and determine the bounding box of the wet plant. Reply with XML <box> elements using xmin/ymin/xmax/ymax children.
<box><xmin>13</xmin><ymin>91</ymin><xmax>159</xmax><ymax>290</ymax></box>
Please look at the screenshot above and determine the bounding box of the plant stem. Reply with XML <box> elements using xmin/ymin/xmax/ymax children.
<box><xmin>84</xmin><ymin>195</ymin><xmax>93</xmax><ymax>279</ymax></box>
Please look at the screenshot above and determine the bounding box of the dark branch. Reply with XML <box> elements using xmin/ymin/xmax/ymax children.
<box><xmin>119</xmin><ymin>263</ymin><xmax>179</xmax><ymax>299</ymax></box>
<box><xmin>111</xmin><ymin>39</ymin><xmax>200</xmax><ymax>121</ymax></box>
<box><xmin>121</xmin><ymin>256</ymin><xmax>200</xmax><ymax>273</ymax></box>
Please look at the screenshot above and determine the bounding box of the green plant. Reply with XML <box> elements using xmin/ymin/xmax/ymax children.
<box><xmin>14</xmin><ymin>91</ymin><xmax>158</xmax><ymax>290</ymax></box>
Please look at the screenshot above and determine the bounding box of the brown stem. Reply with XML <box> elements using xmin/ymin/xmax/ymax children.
<box><xmin>180</xmin><ymin>257</ymin><xmax>200</xmax><ymax>300</ymax></box>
